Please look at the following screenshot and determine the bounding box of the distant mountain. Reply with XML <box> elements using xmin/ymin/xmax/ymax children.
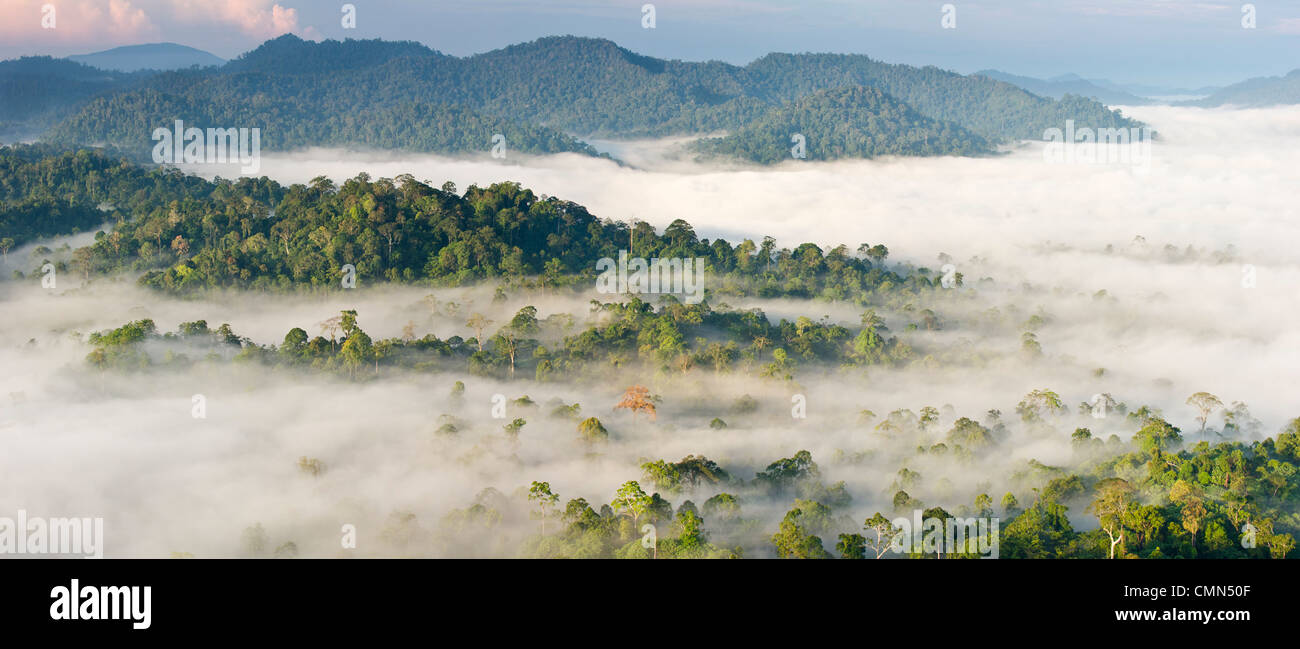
<box><xmin>974</xmin><ymin>70</ymin><xmax>1150</xmax><ymax>105</ymax></box>
<box><xmin>1183</xmin><ymin>69</ymin><xmax>1300</xmax><ymax>107</ymax></box>
<box><xmin>1084</xmin><ymin>78</ymin><xmax>1220</xmax><ymax>101</ymax></box>
<box><xmin>49</xmin><ymin>88</ymin><xmax>600</xmax><ymax>159</ymax></box>
<box><xmin>67</xmin><ymin>43</ymin><xmax>224</xmax><ymax>72</ymax></box>
<box><xmin>693</xmin><ymin>85</ymin><xmax>991</xmax><ymax>162</ymax></box>
<box><xmin>32</xmin><ymin>35</ymin><xmax>1141</xmax><ymax>162</ymax></box>
<box><xmin>0</xmin><ymin>57</ymin><xmax>143</xmax><ymax>142</ymax></box>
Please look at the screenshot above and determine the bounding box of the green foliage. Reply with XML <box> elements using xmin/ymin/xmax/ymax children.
<box><xmin>22</xmin><ymin>34</ymin><xmax>1140</xmax><ymax>161</ymax></box>
<box><xmin>771</xmin><ymin>499</ymin><xmax>835</xmax><ymax>559</ymax></box>
<box><xmin>694</xmin><ymin>85</ymin><xmax>991</xmax><ymax>162</ymax></box>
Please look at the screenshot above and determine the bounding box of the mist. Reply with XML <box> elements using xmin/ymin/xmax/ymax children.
<box><xmin>3</xmin><ymin>106</ymin><xmax>1297</xmax><ymax>557</ymax></box>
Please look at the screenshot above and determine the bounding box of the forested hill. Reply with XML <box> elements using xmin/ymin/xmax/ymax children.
<box><xmin>48</xmin><ymin>90</ymin><xmax>603</xmax><ymax>160</ymax></box>
<box><xmin>1</xmin><ymin>146</ymin><xmax>922</xmax><ymax>300</ymax></box>
<box><xmin>26</xmin><ymin>34</ymin><xmax>1143</xmax><ymax>161</ymax></box>
<box><xmin>693</xmin><ymin>86</ymin><xmax>993</xmax><ymax>162</ymax></box>
<box><xmin>0</xmin><ymin>57</ymin><xmax>144</xmax><ymax>142</ymax></box>
<box><xmin>736</xmin><ymin>53</ymin><xmax>1139</xmax><ymax>139</ymax></box>
<box><xmin>1183</xmin><ymin>69</ymin><xmax>1300</xmax><ymax>107</ymax></box>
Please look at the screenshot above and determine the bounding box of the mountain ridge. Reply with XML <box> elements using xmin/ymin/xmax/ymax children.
<box><xmin>19</xmin><ymin>35</ymin><xmax>1144</xmax><ymax>162</ymax></box>
<box><xmin>67</xmin><ymin>43</ymin><xmax>225</xmax><ymax>72</ymax></box>
<box><xmin>1183</xmin><ymin>69</ymin><xmax>1300</xmax><ymax>107</ymax></box>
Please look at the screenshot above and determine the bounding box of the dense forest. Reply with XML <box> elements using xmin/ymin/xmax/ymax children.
<box><xmin>0</xmin><ymin>56</ymin><xmax>145</xmax><ymax>141</ymax></box>
<box><xmin>2</xmin><ymin>146</ymin><xmax>921</xmax><ymax>302</ymax></box>
<box><xmin>81</xmin><ymin>308</ymin><xmax>1300</xmax><ymax>560</ymax></box>
<box><xmin>692</xmin><ymin>85</ymin><xmax>992</xmax><ymax>162</ymax></box>
<box><xmin>49</xmin><ymin>88</ymin><xmax>602</xmax><ymax>160</ymax></box>
<box><xmin>7</xmin><ymin>35</ymin><xmax>1145</xmax><ymax>162</ymax></box>
<box><xmin>3</xmin><ymin>145</ymin><xmax>1295</xmax><ymax>559</ymax></box>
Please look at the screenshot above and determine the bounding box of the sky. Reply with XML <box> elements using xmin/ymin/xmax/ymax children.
<box><xmin>1</xmin><ymin>0</ymin><xmax>1297</xmax><ymax>88</ymax></box>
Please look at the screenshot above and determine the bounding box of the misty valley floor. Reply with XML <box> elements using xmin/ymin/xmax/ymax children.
<box><xmin>1</xmin><ymin>106</ymin><xmax>1298</xmax><ymax>559</ymax></box>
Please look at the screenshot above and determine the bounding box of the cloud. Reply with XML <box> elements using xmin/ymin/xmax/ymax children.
<box><xmin>0</xmin><ymin>0</ymin><xmax>321</xmax><ymax>53</ymax></box>
<box><xmin>172</xmin><ymin>0</ymin><xmax>307</xmax><ymax>40</ymax></box>
<box><xmin>1273</xmin><ymin>18</ymin><xmax>1300</xmax><ymax>35</ymax></box>
<box><xmin>0</xmin><ymin>0</ymin><xmax>158</xmax><ymax>45</ymax></box>
<box><xmin>4</xmin><ymin>105</ymin><xmax>1298</xmax><ymax>557</ymax></box>
<box><xmin>1063</xmin><ymin>1</ymin><xmax>1233</xmax><ymax>19</ymax></box>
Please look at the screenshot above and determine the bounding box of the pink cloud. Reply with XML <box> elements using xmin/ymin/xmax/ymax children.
<box><xmin>0</xmin><ymin>0</ymin><xmax>159</xmax><ymax>45</ymax></box>
<box><xmin>173</xmin><ymin>0</ymin><xmax>306</xmax><ymax>40</ymax></box>
<box><xmin>1273</xmin><ymin>18</ymin><xmax>1300</xmax><ymax>35</ymax></box>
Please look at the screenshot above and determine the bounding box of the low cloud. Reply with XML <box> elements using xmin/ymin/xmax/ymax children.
<box><xmin>4</xmin><ymin>106</ymin><xmax>1297</xmax><ymax>557</ymax></box>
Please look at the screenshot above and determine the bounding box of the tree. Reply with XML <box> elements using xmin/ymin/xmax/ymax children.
<box><xmin>703</xmin><ymin>493</ymin><xmax>741</xmax><ymax>521</ymax></box>
<box><xmin>493</xmin><ymin>307</ymin><xmax>540</xmax><ymax>378</ymax></box>
<box><xmin>837</xmin><ymin>533</ymin><xmax>867</xmax><ymax>559</ymax></box>
<box><xmin>865</xmin><ymin>244</ymin><xmax>889</xmax><ymax>266</ymax></box>
<box><xmin>611</xmin><ymin>481</ymin><xmax>652</xmax><ymax>524</ymax></box>
<box><xmin>1256</xmin><ymin>459</ymin><xmax>1296</xmax><ymax>498</ymax></box>
<box><xmin>169</xmin><ymin>234</ymin><xmax>190</xmax><ymax>260</ymax></box>
<box><xmin>577</xmin><ymin>417</ymin><xmax>608</xmax><ymax>444</ymax></box>
<box><xmin>0</xmin><ymin>237</ymin><xmax>13</xmax><ymax>263</ymax></box>
<box><xmin>641</xmin><ymin>460</ymin><xmax>682</xmax><ymax>492</ymax></box>
<box><xmin>771</xmin><ymin>500</ymin><xmax>834</xmax><ymax>559</ymax></box>
<box><xmin>761</xmin><ymin>347</ymin><xmax>794</xmax><ymax>380</ymax></box>
<box><xmin>673</xmin><ymin>455</ymin><xmax>730</xmax><ymax>488</ymax></box>
<box><xmin>1071</xmin><ymin>427</ymin><xmax>1093</xmax><ymax>451</ymax></box>
<box><xmin>503</xmin><ymin>418</ymin><xmax>526</xmax><ymax>440</ymax></box>
<box><xmin>466</xmin><ymin>313</ymin><xmax>492</xmax><ymax>352</ymax></box>
<box><xmin>339</xmin><ymin>329</ymin><xmax>374</xmax><ymax>378</ymax></box>
<box><xmin>527</xmin><ymin>481</ymin><xmax>559</xmax><ymax>536</ymax></box>
<box><xmin>507</xmin><ymin>306</ymin><xmax>540</xmax><ymax>335</ymax></box>
<box><xmin>863</xmin><ymin>512</ymin><xmax>901</xmax><ymax>559</ymax></box>
<box><xmin>1088</xmin><ymin>478</ymin><xmax>1134</xmax><ymax>559</ymax></box>
<box><xmin>614</xmin><ymin>385</ymin><xmax>657</xmax><ymax>421</ymax></box>
<box><xmin>1134</xmin><ymin>417</ymin><xmax>1182</xmax><ymax>456</ymax></box>
<box><xmin>494</xmin><ymin>332</ymin><xmax>521</xmax><ymax>378</ymax></box>
<box><xmin>756</xmin><ymin>450</ymin><xmax>819</xmax><ymax>495</ymax></box>
<box><xmin>319</xmin><ymin>315</ymin><xmax>343</xmax><ymax>351</ymax></box>
<box><xmin>1001</xmin><ymin>492</ymin><xmax>1020</xmax><ymax>517</ymax></box>
<box><xmin>1186</xmin><ymin>392</ymin><xmax>1223</xmax><ymax>435</ymax></box>
<box><xmin>1255</xmin><ymin>519</ymin><xmax>1296</xmax><ymax>559</ymax></box>
<box><xmin>919</xmin><ymin>406</ymin><xmax>940</xmax><ymax>431</ymax></box>
<box><xmin>339</xmin><ymin>310</ymin><xmax>360</xmax><ymax>338</ymax></box>
<box><xmin>1169</xmin><ymin>480</ymin><xmax>1208</xmax><ymax>541</ymax></box>
<box><xmin>1015</xmin><ymin>388</ymin><xmax>1066</xmax><ymax>423</ymax></box>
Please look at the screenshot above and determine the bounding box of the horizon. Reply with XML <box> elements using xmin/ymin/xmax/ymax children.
<box><xmin>2</xmin><ymin>0</ymin><xmax>1297</xmax><ymax>89</ymax></box>
<box><xmin>6</xmin><ymin>32</ymin><xmax>1289</xmax><ymax>95</ymax></box>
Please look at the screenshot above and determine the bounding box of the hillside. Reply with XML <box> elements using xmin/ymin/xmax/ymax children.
<box><xmin>974</xmin><ymin>70</ymin><xmax>1150</xmax><ymax>106</ymax></box>
<box><xmin>692</xmin><ymin>86</ymin><xmax>992</xmax><ymax>162</ymax></box>
<box><xmin>1185</xmin><ymin>69</ymin><xmax>1300</xmax><ymax>107</ymax></box>
<box><xmin>0</xmin><ymin>57</ymin><xmax>143</xmax><ymax>142</ymax></box>
<box><xmin>67</xmin><ymin>43</ymin><xmax>225</xmax><ymax>72</ymax></box>
<box><xmin>32</xmin><ymin>35</ymin><xmax>1143</xmax><ymax>161</ymax></box>
<box><xmin>47</xmin><ymin>88</ymin><xmax>602</xmax><ymax>160</ymax></box>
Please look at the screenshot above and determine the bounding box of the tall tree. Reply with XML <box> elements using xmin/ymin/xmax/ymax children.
<box><xmin>1088</xmin><ymin>478</ymin><xmax>1133</xmax><ymax>559</ymax></box>
<box><xmin>527</xmin><ymin>481</ymin><xmax>559</xmax><ymax>536</ymax></box>
<box><xmin>1186</xmin><ymin>392</ymin><xmax>1224</xmax><ymax>435</ymax></box>
<box><xmin>614</xmin><ymin>385</ymin><xmax>658</xmax><ymax>422</ymax></box>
